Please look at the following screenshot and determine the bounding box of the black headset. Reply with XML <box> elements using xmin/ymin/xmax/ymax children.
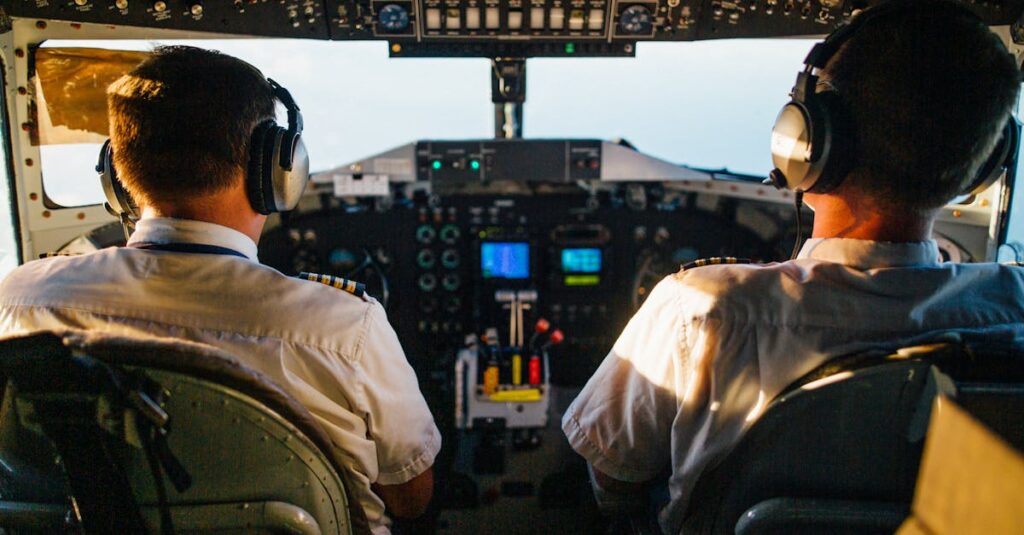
<box><xmin>768</xmin><ymin>0</ymin><xmax>1020</xmax><ymax>196</ymax></box>
<box><xmin>98</xmin><ymin>77</ymin><xmax>310</xmax><ymax>220</ymax></box>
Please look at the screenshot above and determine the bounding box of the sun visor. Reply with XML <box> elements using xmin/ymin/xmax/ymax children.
<box><xmin>31</xmin><ymin>47</ymin><xmax>150</xmax><ymax>146</ymax></box>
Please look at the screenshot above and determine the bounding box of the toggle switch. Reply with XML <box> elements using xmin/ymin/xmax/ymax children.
<box><xmin>425</xmin><ymin>8</ymin><xmax>442</xmax><ymax>29</ymax></box>
<box><xmin>466</xmin><ymin>7</ymin><xmax>481</xmax><ymax>29</ymax></box>
<box><xmin>531</xmin><ymin>7</ymin><xmax>545</xmax><ymax>28</ymax></box>
<box><xmin>485</xmin><ymin>6</ymin><xmax>500</xmax><ymax>29</ymax></box>
<box><xmin>549</xmin><ymin>7</ymin><xmax>565</xmax><ymax>29</ymax></box>
<box><xmin>508</xmin><ymin>10</ymin><xmax>523</xmax><ymax>29</ymax></box>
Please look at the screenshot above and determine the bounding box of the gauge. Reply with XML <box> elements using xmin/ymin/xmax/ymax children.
<box><xmin>378</xmin><ymin>4</ymin><xmax>411</xmax><ymax>33</ymax></box>
<box><xmin>618</xmin><ymin>5</ymin><xmax>653</xmax><ymax>35</ymax></box>
<box><xmin>416</xmin><ymin>225</ymin><xmax>437</xmax><ymax>244</ymax></box>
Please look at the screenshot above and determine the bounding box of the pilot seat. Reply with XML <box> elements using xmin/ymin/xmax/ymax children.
<box><xmin>0</xmin><ymin>329</ymin><xmax>369</xmax><ymax>535</ymax></box>
<box><xmin>680</xmin><ymin>334</ymin><xmax>1024</xmax><ymax>535</ymax></box>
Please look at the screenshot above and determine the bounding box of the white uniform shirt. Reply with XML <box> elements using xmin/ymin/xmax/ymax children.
<box><xmin>562</xmin><ymin>237</ymin><xmax>1024</xmax><ymax>534</ymax></box>
<box><xmin>0</xmin><ymin>217</ymin><xmax>441</xmax><ymax>535</ymax></box>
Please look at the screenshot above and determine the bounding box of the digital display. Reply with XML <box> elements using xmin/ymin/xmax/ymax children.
<box><xmin>561</xmin><ymin>248</ymin><xmax>602</xmax><ymax>274</ymax></box>
<box><xmin>481</xmin><ymin>242</ymin><xmax>530</xmax><ymax>279</ymax></box>
<box><xmin>564</xmin><ymin>275</ymin><xmax>601</xmax><ymax>287</ymax></box>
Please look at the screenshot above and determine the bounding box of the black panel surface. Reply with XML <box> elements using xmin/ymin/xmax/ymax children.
<box><xmin>416</xmin><ymin>140</ymin><xmax>603</xmax><ymax>183</ymax></box>
<box><xmin>7</xmin><ymin>0</ymin><xmax>1023</xmax><ymax>56</ymax></box>
<box><xmin>6</xmin><ymin>0</ymin><xmax>330</xmax><ymax>39</ymax></box>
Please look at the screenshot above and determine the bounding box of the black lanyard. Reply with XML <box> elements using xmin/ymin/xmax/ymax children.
<box><xmin>128</xmin><ymin>241</ymin><xmax>249</xmax><ymax>260</ymax></box>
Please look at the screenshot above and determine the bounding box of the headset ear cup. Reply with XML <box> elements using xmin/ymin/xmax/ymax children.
<box><xmin>961</xmin><ymin>118</ymin><xmax>1020</xmax><ymax>198</ymax></box>
<box><xmin>273</xmin><ymin>132</ymin><xmax>310</xmax><ymax>212</ymax></box>
<box><xmin>97</xmin><ymin>140</ymin><xmax>140</xmax><ymax>220</ymax></box>
<box><xmin>261</xmin><ymin>126</ymin><xmax>284</xmax><ymax>213</ymax></box>
<box><xmin>770</xmin><ymin>100</ymin><xmax>827</xmax><ymax>192</ymax></box>
<box><xmin>807</xmin><ymin>90</ymin><xmax>853</xmax><ymax>194</ymax></box>
<box><xmin>246</xmin><ymin>121</ymin><xmax>274</xmax><ymax>215</ymax></box>
<box><xmin>278</xmin><ymin>130</ymin><xmax>297</xmax><ymax>169</ymax></box>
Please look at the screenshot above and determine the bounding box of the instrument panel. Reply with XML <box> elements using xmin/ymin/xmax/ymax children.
<box><xmin>259</xmin><ymin>186</ymin><xmax>787</xmax><ymax>386</ymax></box>
<box><xmin>7</xmin><ymin>0</ymin><xmax>1023</xmax><ymax>56</ymax></box>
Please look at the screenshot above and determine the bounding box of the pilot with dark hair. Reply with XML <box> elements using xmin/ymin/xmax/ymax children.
<box><xmin>562</xmin><ymin>1</ymin><xmax>1024</xmax><ymax>533</ymax></box>
<box><xmin>0</xmin><ymin>46</ymin><xmax>437</xmax><ymax>534</ymax></box>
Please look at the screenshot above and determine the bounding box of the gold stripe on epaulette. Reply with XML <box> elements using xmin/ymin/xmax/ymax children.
<box><xmin>681</xmin><ymin>257</ymin><xmax>753</xmax><ymax>271</ymax></box>
<box><xmin>298</xmin><ymin>271</ymin><xmax>368</xmax><ymax>301</ymax></box>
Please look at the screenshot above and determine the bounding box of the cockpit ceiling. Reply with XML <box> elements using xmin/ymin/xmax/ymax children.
<box><xmin>6</xmin><ymin>0</ymin><xmax>1023</xmax><ymax>58</ymax></box>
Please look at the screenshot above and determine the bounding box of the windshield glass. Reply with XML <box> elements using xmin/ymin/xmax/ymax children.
<box><xmin>0</xmin><ymin>61</ymin><xmax>19</xmax><ymax>276</ymax></box>
<box><xmin>527</xmin><ymin>40</ymin><xmax>813</xmax><ymax>174</ymax></box>
<box><xmin>37</xmin><ymin>38</ymin><xmax>812</xmax><ymax>207</ymax></box>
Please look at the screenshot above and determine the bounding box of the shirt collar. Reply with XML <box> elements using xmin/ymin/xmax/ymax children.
<box><xmin>796</xmin><ymin>237</ymin><xmax>941</xmax><ymax>269</ymax></box>
<box><xmin>127</xmin><ymin>217</ymin><xmax>259</xmax><ymax>262</ymax></box>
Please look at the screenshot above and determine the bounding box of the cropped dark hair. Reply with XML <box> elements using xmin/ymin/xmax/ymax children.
<box><xmin>106</xmin><ymin>45</ymin><xmax>275</xmax><ymax>206</ymax></box>
<box><xmin>823</xmin><ymin>0</ymin><xmax>1021</xmax><ymax>211</ymax></box>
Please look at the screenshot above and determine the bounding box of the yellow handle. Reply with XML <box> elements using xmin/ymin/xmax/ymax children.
<box><xmin>488</xmin><ymin>389</ymin><xmax>542</xmax><ymax>402</ymax></box>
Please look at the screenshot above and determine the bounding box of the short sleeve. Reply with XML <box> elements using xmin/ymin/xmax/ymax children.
<box><xmin>562</xmin><ymin>276</ymin><xmax>685</xmax><ymax>482</ymax></box>
<box><xmin>356</xmin><ymin>302</ymin><xmax>441</xmax><ymax>485</ymax></box>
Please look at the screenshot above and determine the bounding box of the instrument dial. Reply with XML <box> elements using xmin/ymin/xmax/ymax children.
<box><xmin>618</xmin><ymin>5</ymin><xmax>653</xmax><ymax>35</ymax></box>
<box><xmin>378</xmin><ymin>4</ymin><xmax>411</xmax><ymax>33</ymax></box>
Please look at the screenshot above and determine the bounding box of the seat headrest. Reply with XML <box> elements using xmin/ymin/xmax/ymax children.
<box><xmin>0</xmin><ymin>329</ymin><xmax>370</xmax><ymax>534</ymax></box>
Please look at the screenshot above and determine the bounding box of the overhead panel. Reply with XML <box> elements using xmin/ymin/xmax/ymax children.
<box><xmin>4</xmin><ymin>1</ymin><xmax>331</xmax><ymax>39</ymax></box>
<box><xmin>5</xmin><ymin>1</ymin><xmax>1024</xmax><ymax>56</ymax></box>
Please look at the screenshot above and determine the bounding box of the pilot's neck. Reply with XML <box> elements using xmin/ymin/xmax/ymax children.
<box><xmin>805</xmin><ymin>192</ymin><xmax>935</xmax><ymax>242</ymax></box>
<box><xmin>141</xmin><ymin>184</ymin><xmax>267</xmax><ymax>245</ymax></box>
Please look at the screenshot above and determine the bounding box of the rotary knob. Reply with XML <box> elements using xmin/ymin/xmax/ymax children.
<box><xmin>618</xmin><ymin>5</ymin><xmax>653</xmax><ymax>35</ymax></box>
<box><xmin>377</xmin><ymin>3</ymin><xmax>411</xmax><ymax>33</ymax></box>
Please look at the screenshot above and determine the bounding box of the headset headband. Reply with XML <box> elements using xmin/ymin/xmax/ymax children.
<box><xmin>268</xmin><ymin>78</ymin><xmax>303</xmax><ymax>134</ymax></box>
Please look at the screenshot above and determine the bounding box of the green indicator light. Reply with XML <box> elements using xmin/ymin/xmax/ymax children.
<box><xmin>565</xmin><ymin>42</ymin><xmax>576</xmax><ymax>54</ymax></box>
<box><xmin>470</xmin><ymin>159</ymin><xmax>481</xmax><ymax>170</ymax></box>
<box><xmin>431</xmin><ymin>160</ymin><xmax>443</xmax><ymax>170</ymax></box>
<box><xmin>565</xmin><ymin>275</ymin><xmax>600</xmax><ymax>287</ymax></box>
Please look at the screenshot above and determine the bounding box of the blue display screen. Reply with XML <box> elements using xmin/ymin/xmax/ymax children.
<box><xmin>561</xmin><ymin>248</ymin><xmax>602</xmax><ymax>273</ymax></box>
<box><xmin>481</xmin><ymin>242</ymin><xmax>530</xmax><ymax>279</ymax></box>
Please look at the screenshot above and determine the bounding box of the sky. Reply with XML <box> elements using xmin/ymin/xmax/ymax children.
<box><xmin>33</xmin><ymin>37</ymin><xmax>815</xmax><ymax>206</ymax></box>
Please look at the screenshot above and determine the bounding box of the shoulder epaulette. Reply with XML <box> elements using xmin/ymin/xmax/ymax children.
<box><xmin>681</xmin><ymin>257</ymin><xmax>753</xmax><ymax>271</ymax></box>
<box><xmin>298</xmin><ymin>272</ymin><xmax>368</xmax><ymax>301</ymax></box>
<box><xmin>39</xmin><ymin>251</ymin><xmax>83</xmax><ymax>259</ymax></box>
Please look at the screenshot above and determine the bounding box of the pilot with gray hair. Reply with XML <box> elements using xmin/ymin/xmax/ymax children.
<box><xmin>0</xmin><ymin>46</ymin><xmax>438</xmax><ymax>534</ymax></box>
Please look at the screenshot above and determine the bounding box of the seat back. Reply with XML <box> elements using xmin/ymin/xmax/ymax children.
<box><xmin>0</xmin><ymin>330</ymin><xmax>369</xmax><ymax>535</ymax></box>
<box><xmin>681</xmin><ymin>340</ymin><xmax>1024</xmax><ymax>535</ymax></box>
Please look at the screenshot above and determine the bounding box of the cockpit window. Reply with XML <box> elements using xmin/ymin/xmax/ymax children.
<box><xmin>525</xmin><ymin>39</ymin><xmax>814</xmax><ymax>176</ymax></box>
<box><xmin>35</xmin><ymin>38</ymin><xmax>811</xmax><ymax>207</ymax></box>
<box><xmin>998</xmin><ymin>92</ymin><xmax>1024</xmax><ymax>260</ymax></box>
<box><xmin>0</xmin><ymin>59</ymin><xmax>20</xmax><ymax>276</ymax></box>
<box><xmin>36</xmin><ymin>39</ymin><xmax>493</xmax><ymax>207</ymax></box>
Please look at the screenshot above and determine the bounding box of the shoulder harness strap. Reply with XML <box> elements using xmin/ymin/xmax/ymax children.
<box><xmin>298</xmin><ymin>272</ymin><xmax>368</xmax><ymax>301</ymax></box>
<box><xmin>39</xmin><ymin>251</ymin><xmax>84</xmax><ymax>259</ymax></box>
<box><xmin>681</xmin><ymin>256</ymin><xmax>753</xmax><ymax>271</ymax></box>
